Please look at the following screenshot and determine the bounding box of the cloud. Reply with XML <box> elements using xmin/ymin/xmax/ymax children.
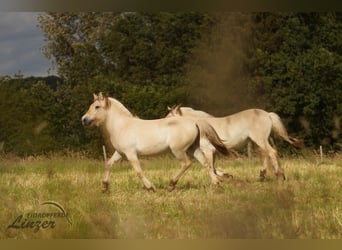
<box><xmin>0</xmin><ymin>12</ymin><xmax>56</xmax><ymax>76</ymax></box>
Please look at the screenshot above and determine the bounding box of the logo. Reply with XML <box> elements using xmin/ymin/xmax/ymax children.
<box><xmin>7</xmin><ymin>201</ymin><xmax>72</xmax><ymax>233</ymax></box>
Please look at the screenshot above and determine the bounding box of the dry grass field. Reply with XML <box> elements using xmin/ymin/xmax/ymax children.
<box><xmin>1</xmin><ymin>152</ymin><xmax>341</xmax><ymax>239</ymax></box>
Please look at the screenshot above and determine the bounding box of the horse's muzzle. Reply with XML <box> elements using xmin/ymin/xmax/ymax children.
<box><xmin>81</xmin><ymin>116</ymin><xmax>92</xmax><ymax>126</ymax></box>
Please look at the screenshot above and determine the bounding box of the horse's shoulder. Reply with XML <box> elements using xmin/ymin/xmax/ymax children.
<box><xmin>166</xmin><ymin>118</ymin><xmax>179</xmax><ymax>126</ymax></box>
<box><xmin>165</xmin><ymin>117</ymin><xmax>195</xmax><ymax>127</ymax></box>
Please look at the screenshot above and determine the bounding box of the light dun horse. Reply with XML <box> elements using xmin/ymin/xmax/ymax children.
<box><xmin>167</xmin><ymin>105</ymin><xmax>303</xmax><ymax>180</ymax></box>
<box><xmin>82</xmin><ymin>93</ymin><xmax>229</xmax><ymax>192</ymax></box>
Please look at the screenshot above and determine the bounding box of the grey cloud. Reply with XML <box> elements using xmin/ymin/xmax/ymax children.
<box><xmin>0</xmin><ymin>12</ymin><xmax>56</xmax><ymax>76</ymax></box>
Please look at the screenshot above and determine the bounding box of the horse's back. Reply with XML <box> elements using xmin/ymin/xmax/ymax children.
<box><xmin>200</xmin><ymin>109</ymin><xmax>272</xmax><ymax>148</ymax></box>
<box><xmin>222</xmin><ymin>109</ymin><xmax>271</xmax><ymax>128</ymax></box>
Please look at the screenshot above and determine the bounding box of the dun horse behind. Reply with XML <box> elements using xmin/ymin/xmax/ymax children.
<box><xmin>167</xmin><ymin>105</ymin><xmax>303</xmax><ymax>180</ymax></box>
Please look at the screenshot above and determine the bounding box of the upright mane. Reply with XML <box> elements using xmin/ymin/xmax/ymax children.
<box><xmin>108</xmin><ymin>97</ymin><xmax>134</xmax><ymax>117</ymax></box>
<box><xmin>181</xmin><ymin>107</ymin><xmax>214</xmax><ymax>118</ymax></box>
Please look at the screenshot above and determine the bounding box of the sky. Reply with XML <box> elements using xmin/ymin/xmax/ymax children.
<box><xmin>0</xmin><ymin>12</ymin><xmax>57</xmax><ymax>77</ymax></box>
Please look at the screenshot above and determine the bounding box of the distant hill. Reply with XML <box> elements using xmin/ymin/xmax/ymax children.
<box><xmin>0</xmin><ymin>75</ymin><xmax>63</xmax><ymax>90</ymax></box>
<box><xmin>23</xmin><ymin>76</ymin><xmax>63</xmax><ymax>90</ymax></box>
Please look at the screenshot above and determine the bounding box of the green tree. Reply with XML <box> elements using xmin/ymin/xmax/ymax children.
<box><xmin>38</xmin><ymin>12</ymin><xmax>211</xmax><ymax>87</ymax></box>
<box><xmin>0</xmin><ymin>77</ymin><xmax>61</xmax><ymax>155</ymax></box>
<box><xmin>38</xmin><ymin>12</ymin><xmax>117</xmax><ymax>83</ymax></box>
<box><xmin>251</xmin><ymin>12</ymin><xmax>342</xmax><ymax>148</ymax></box>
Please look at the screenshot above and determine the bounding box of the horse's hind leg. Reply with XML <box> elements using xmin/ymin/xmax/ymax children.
<box><xmin>126</xmin><ymin>152</ymin><xmax>156</xmax><ymax>192</ymax></box>
<box><xmin>259</xmin><ymin>155</ymin><xmax>269</xmax><ymax>181</ymax></box>
<box><xmin>193</xmin><ymin>148</ymin><xmax>220</xmax><ymax>185</ymax></box>
<box><xmin>102</xmin><ymin>151</ymin><xmax>122</xmax><ymax>192</ymax></box>
<box><xmin>267</xmin><ymin>146</ymin><xmax>285</xmax><ymax>180</ymax></box>
<box><xmin>169</xmin><ymin>150</ymin><xmax>192</xmax><ymax>191</ymax></box>
<box><xmin>258</xmin><ymin>142</ymin><xmax>285</xmax><ymax>181</ymax></box>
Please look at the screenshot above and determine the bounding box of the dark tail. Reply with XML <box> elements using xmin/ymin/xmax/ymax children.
<box><xmin>195</xmin><ymin>120</ymin><xmax>228</xmax><ymax>155</ymax></box>
<box><xmin>269</xmin><ymin>112</ymin><xmax>304</xmax><ymax>148</ymax></box>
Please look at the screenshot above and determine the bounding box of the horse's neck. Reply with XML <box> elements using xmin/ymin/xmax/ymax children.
<box><xmin>104</xmin><ymin>99</ymin><xmax>134</xmax><ymax>136</ymax></box>
<box><xmin>108</xmin><ymin>98</ymin><xmax>133</xmax><ymax>117</ymax></box>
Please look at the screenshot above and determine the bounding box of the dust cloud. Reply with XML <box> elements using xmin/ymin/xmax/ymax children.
<box><xmin>185</xmin><ymin>13</ymin><xmax>258</xmax><ymax>116</ymax></box>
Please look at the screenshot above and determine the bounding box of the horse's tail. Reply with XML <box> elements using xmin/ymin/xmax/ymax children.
<box><xmin>195</xmin><ymin>120</ymin><xmax>228</xmax><ymax>155</ymax></box>
<box><xmin>268</xmin><ymin>112</ymin><xmax>304</xmax><ymax>148</ymax></box>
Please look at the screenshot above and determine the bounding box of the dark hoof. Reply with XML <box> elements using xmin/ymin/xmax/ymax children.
<box><xmin>212</xmin><ymin>183</ymin><xmax>225</xmax><ymax>192</ymax></box>
<box><xmin>168</xmin><ymin>185</ymin><xmax>176</xmax><ymax>192</ymax></box>
<box><xmin>147</xmin><ymin>185</ymin><xmax>156</xmax><ymax>192</ymax></box>
<box><xmin>218</xmin><ymin>173</ymin><xmax>233</xmax><ymax>183</ymax></box>
<box><xmin>275</xmin><ymin>172</ymin><xmax>286</xmax><ymax>181</ymax></box>
<box><xmin>259</xmin><ymin>170</ymin><xmax>267</xmax><ymax>182</ymax></box>
<box><xmin>168</xmin><ymin>180</ymin><xmax>177</xmax><ymax>192</ymax></box>
<box><xmin>222</xmin><ymin>173</ymin><xmax>233</xmax><ymax>179</ymax></box>
<box><xmin>102</xmin><ymin>181</ymin><xmax>109</xmax><ymax>193</ymax></box>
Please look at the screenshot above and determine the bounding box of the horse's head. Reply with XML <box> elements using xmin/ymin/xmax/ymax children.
<box><xmin>166</xmin><ymin>104</ymin><xmax>183</xmax><ymax>118</ymax></box>
<box><xmin>81</xmin><ymin>92</ymin><xmax>111</xmax><ymax>127</ymax></box>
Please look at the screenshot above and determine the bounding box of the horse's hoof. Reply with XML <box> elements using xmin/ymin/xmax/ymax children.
<box><xmin>102</xmin><ymin>181</ymin><xmax>109</xmax><ymax>193</ymax></box>
<box><xmin>146</xmin><ymin>184</ymin><xmax>156</xmax><ymax>192</ymax></box>
<box><xmin>212</xmin><ymin>183</ymin><xmax>224</xmax><ymax>192</ymax></box>
<box><xmin>147</xmin><ymin>187</ymin><xmax>156</xmax><ymax>192</ymax></box>
<box><xmin>275</xmin><ymin>172</ymin><xmax>286</xmax><ymax>181</ymax></box>
<box><xmin>218</xmin><ymin>173</ymin><xmax>233</xmax><ymax>183</ymax></box>
<box><xmin>223</xmin><ymin>173</ymin><xmax>233</xmax><ymax>180</ymax></box>
<box><xmin>259</xmin><ymin>170</ymin><xmax>267</xmax><ymax>182</ymax></box>
<box><xmin>168</xmin><ymin>180</ymin><xmax>177</xmax><ymax>192</ymax></box>
<box><xmin>225</xmin><ymin>173</ymin><xmax>233</xmax><ymax>178</ymax></box>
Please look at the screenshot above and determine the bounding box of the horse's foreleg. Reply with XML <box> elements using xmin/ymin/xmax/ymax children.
<box><xmin>126</xmin><ymin>152</ymin><xmax>156</xmax><ymax>192</ymax></box>
<box><xmin>169</xmin><ymin>151</ymin><xmax>192</xmax><ymax>191</ymax></box>
<box><xmin>194</xmin><ymin>148</ymin><xmax>233</xmax><ymax>184</ymax></box>
<box><xmin>193</xmin><ymin>148</ymin><xmax>220</xmax><ymax>185</ymax></box>
<box><xmin>102</xmin><ymin>151</ymin><xmax>122</xmax><ymax>192</ymax></box>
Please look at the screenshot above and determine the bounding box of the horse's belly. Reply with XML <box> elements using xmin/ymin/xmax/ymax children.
<box><xmin>136</xmin><ymin>141</ymin><xmax>169</xmax><ymax>156</ymax></box>
<box><xmin>220</xmin><ymin>130</ymin><xmax>249</xmax><ymax>149</ymax></box>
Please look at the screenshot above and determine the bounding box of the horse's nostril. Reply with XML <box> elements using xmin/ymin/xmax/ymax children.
<box><xmin>82</xmin><ymin>116</ymin><xmax>90</xmax><ymax>126</ymax></box>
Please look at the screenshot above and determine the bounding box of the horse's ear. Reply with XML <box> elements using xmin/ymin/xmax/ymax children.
<box><xmin>175</xmin><ymin>104</ymin><xmax>183</xmax><ymax>115</ymax></box>
<box><xmin>98</xmin><ymin>92</ymin><xmax>104</xmax><ymax>100</ymax></box>
<box><xmin>104</xmin><ymin>96</ymin><xmax>111</xmax><ymax>109</ymax></box>
<box><xmin>167</xmin><ymin>106</ymin><xmax>172</xmax><ymax>111</ymax></box>
<box><xmin>93</xmin><ymin>93</ymin><xmax>98</xmax><ymax>101</ymax></box>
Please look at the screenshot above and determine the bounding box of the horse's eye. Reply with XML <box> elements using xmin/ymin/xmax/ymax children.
<box><xmin>95</xmin><ymin>106</ymin><xmax>100</xmax><ymax>110</ymax></box>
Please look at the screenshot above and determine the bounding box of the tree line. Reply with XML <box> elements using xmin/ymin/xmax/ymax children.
<box><xmin>0</xmin><ymin>12</ymin><xmax>340</xmax><ymax>156</ymax></box>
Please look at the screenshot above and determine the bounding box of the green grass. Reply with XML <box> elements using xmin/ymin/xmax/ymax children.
<box><xmin>0</xmin><ymin>153</ymin><xmax>341</xmax><ymax>239</ymax></box>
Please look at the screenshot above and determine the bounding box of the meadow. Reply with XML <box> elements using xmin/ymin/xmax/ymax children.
<box><xmin>0</xmin><ymin>152</ymin><xmax>341</xmax><ymax>239</ymax></box>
